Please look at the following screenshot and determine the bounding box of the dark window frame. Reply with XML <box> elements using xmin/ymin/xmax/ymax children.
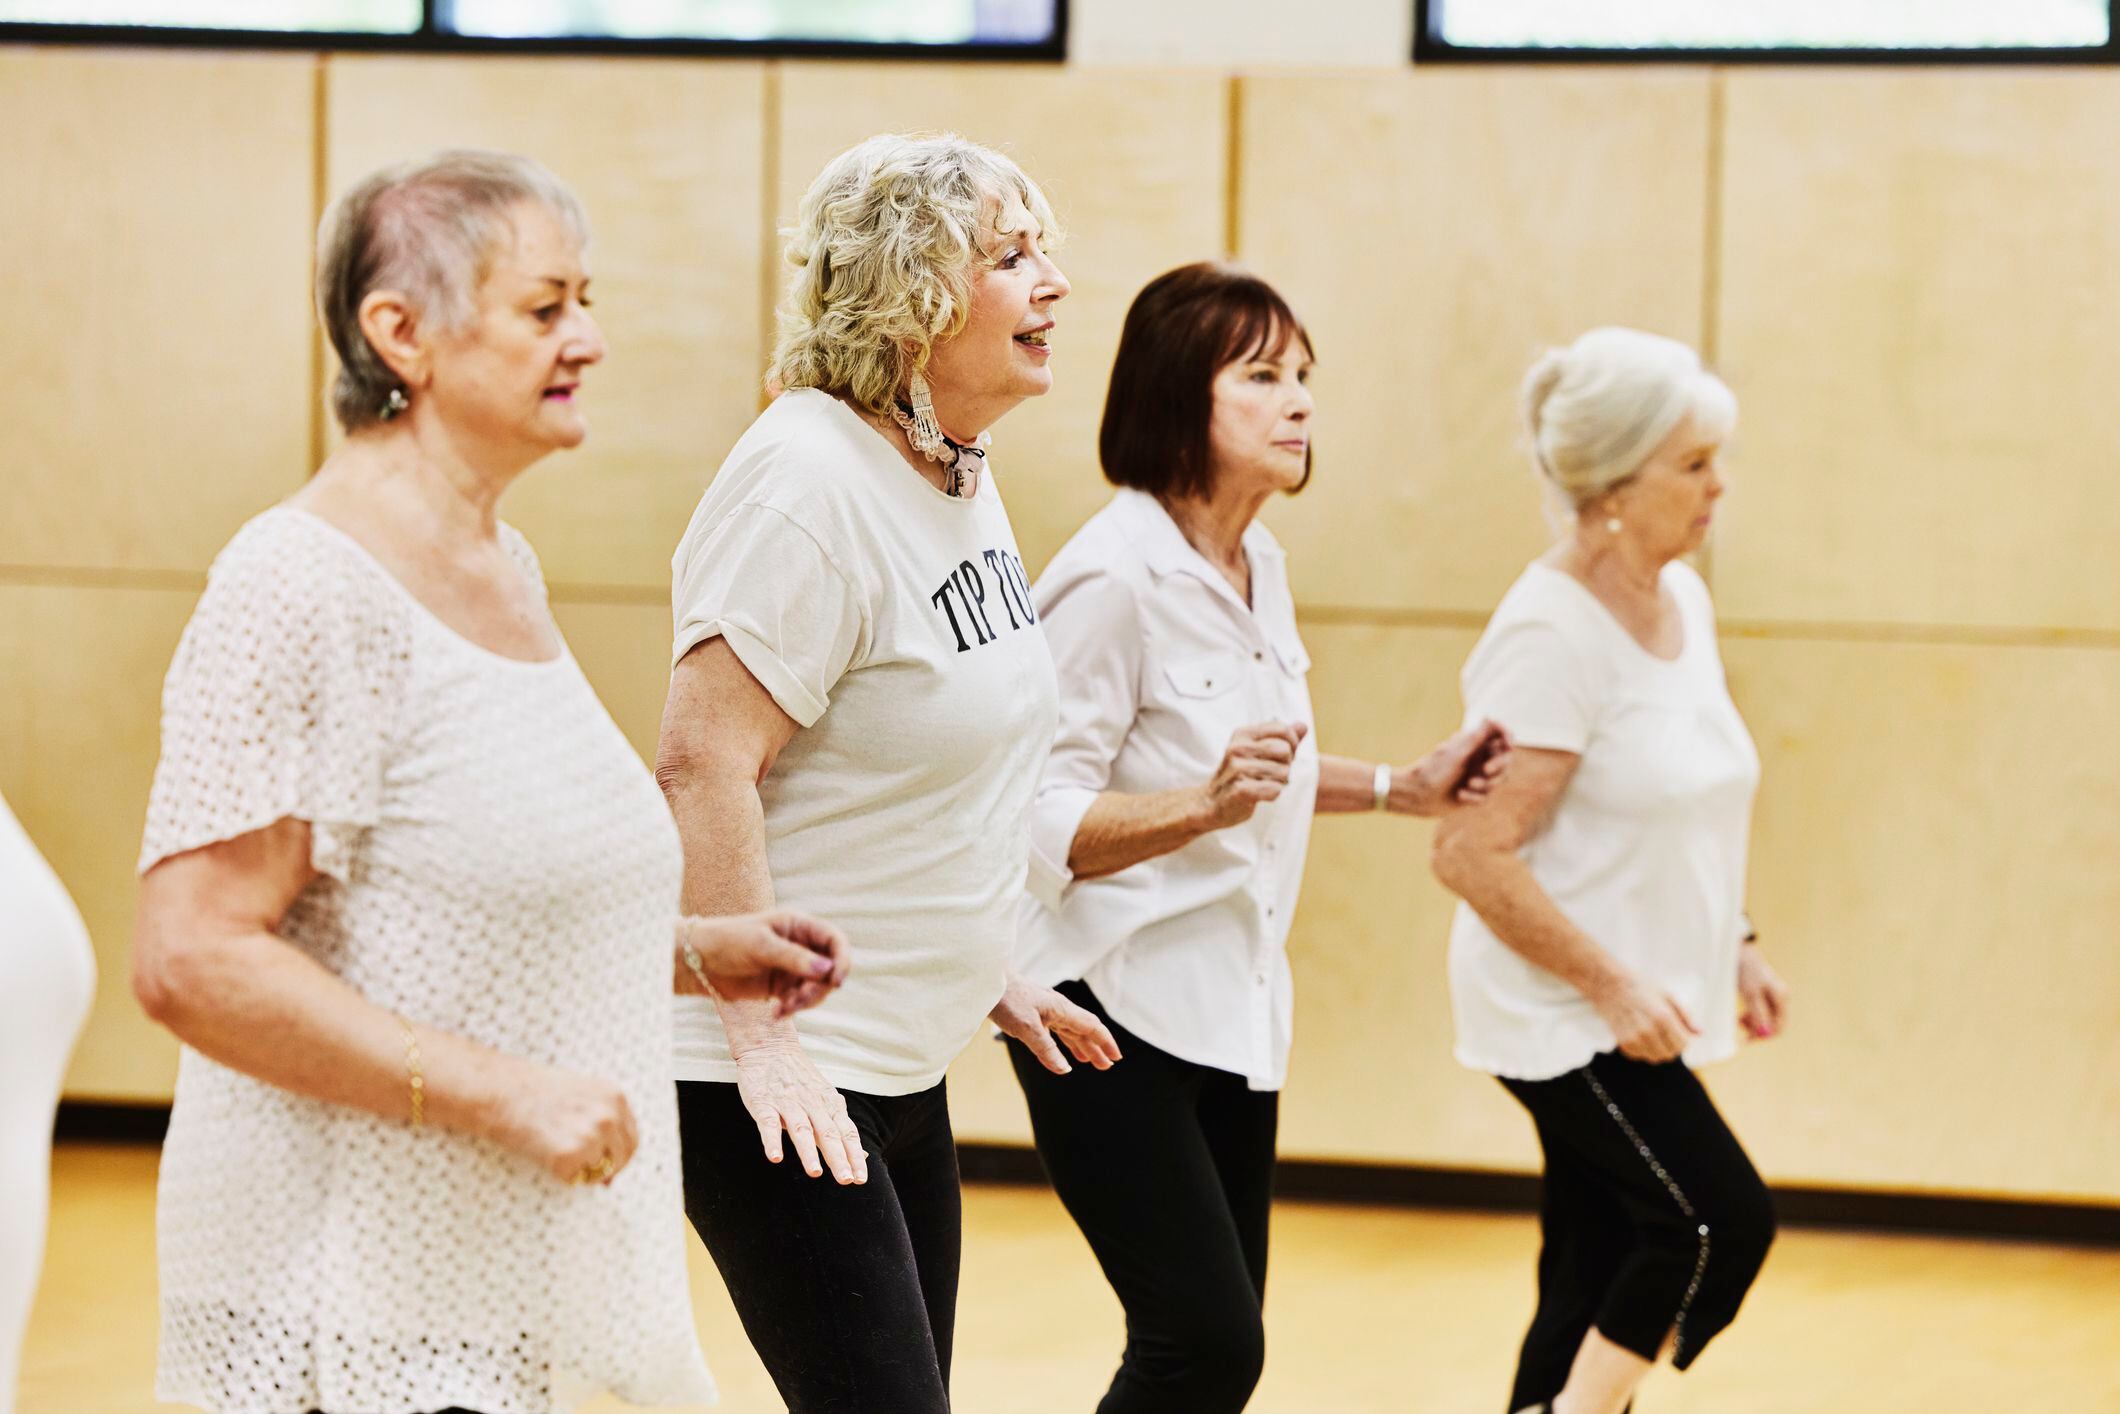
<box><xmin>0</xmin><ymin>0</ymin><xmax>1068</xmax><ymax>61</ymax></box>
<box><xmin>1414</xmin><ymin>0</ymin><xmax>2120</xmax><ymax>65</ymax></box>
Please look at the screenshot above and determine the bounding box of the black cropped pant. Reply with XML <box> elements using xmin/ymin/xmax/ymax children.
<box><xmin>1009</xmin><ymin>981</ymin><xmax>1279</xmax><ymax>1414</ymax></box>
<box><xmin>1498</xmin><ymin>1050</ymin><xmax>1776</xmax><ymax>1411</ymax></box>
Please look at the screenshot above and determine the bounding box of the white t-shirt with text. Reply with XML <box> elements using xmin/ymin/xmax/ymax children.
<box><xmin>669</xmin><ymin>389</ymin><xmax>1059</xmax><ymax>1096</ymax></box>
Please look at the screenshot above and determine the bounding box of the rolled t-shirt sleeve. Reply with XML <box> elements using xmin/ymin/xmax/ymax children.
<box><xmin>671</xmin><ymin>502</ymin><xmax>867</xmax><ymax>729</ymax></box>
<box><xmin>1025</xmin><ymin>567</ymin><xmax>1144</xmax><ymax>910</ymax></box>
<box><xmin>1462</xmin><ymin>616</ymin><xmax>1598</xmax><ymax>754</ymax></box>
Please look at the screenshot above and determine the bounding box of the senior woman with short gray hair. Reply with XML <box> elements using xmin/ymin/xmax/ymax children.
<box><xmin>658</xmin><ymin>132</ymin><xmax>1120</xmax><ymax>1412</ymax></box>
<box><xmin>1432</xmin><ymin>327</ymin><xmax>1789</xmax><ymax>1414</ymax></box>
<box><xmin>133</xmin><ymin>149</ymin><xmax>849</xmax><ymax>1414</ymax></box>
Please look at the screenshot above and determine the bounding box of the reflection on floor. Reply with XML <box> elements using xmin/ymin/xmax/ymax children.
<box><xmin>21</xmin><ymin>1144</ymin><xmax>2120</xmax><ymax>1412</ymax></box>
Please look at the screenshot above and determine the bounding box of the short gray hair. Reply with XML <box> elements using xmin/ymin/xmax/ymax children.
<box><xmin>316</xmin><ymin>149</ymin><xmax>589</xmax><ymax>434</ymax></box>
<box><xmin>1521</xmin><ymin>326</ymin><xmax>1737</xmax><ymax>509</ymax></box>
<box><xmin>769</xmin><ymin>132</ymin><xmax>1062</xmax><ymax>418</ymax></box>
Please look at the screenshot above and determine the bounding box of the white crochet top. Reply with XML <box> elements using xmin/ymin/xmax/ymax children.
<box><xmin>139</xmin><ymin>508</ymin><xmax>717</xmax><ymax>1414</ymax></box>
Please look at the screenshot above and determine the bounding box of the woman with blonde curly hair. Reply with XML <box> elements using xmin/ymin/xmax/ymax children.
<box><xmin>657</xmin><ymin>132</ymin><xmax>1121</xmax><ymax>1412</ymax></box>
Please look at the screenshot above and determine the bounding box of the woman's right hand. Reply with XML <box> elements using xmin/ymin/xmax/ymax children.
<box><xmin>491</xmin><ymin>1062</ymin><xmax>640</xmax><ymax>1186</ymax></box>
<box><xmin>675</xmin><ymin>909</ymin><xmax>851</xmax><ymax>1017</ymax></box>
<box><xmin>1199</xmin><ymin>720</ymin><xmax>1310</xmax><ymax>829</ymax></box>
<box><xmin>1590</xmin><ymin>972</ymin><xmax>1701</xmax><ymax>1063</ymax></box>
<box><xmin>731</xmin><ymin>1038</ymin><xmax>868</xmax><ymax>1185</ymax></box>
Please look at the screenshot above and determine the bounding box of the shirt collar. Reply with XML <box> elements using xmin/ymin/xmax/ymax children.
<box><xmin>1114</xmin><ymin>488</ymin><xmax>1286</xmax><ymax>585</ymax></box>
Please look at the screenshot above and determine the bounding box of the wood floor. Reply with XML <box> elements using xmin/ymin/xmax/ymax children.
<box><xmin>20</xmin><ymin>1144</ymin><xmax>2119</xmax><ymax>1412</ymax></box>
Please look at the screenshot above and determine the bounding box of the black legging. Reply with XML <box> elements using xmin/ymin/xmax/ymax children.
<box><xmin>1499</xmin><ymin>1050</ymin><xmax>1776</xmax><ymax>1411</ymax></box>
<box><xmin>1009</xmin><ymin>981</ymin><xmax>1279</xmax><ymax>1414</ymax></box>
<box><xmin>676</xmin><ymin>1076</ymin><xmax>961</xmax><ymax>1413</ymax></box>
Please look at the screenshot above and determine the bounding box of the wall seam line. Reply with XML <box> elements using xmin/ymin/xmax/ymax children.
<box><xmin>757</xmin><ymin>59</ymin><xmax>782</xmax><ymax>411</ymax></box>
<box><xmin>309</xmin><ymin>52</ymin><xmax>330</xmax><ymax>477</ymax></box>
<box><xmin>1224</xmin><ymin>72</ymin><xmax>1243</xmax><ymax>256</ymax></box>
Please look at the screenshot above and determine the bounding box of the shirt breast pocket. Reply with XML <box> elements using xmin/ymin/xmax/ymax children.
<box><xmin>1157</xmin><ymin>650</ymin><xmax>1251</xmax><ymax>771</ymax></box>
<box><xmin>1164</xmin><ymin>651</ymin><xmax>1244</xmax><ymax>701</ymax></box>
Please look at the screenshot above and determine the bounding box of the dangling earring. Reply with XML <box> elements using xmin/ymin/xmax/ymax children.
<box><xmin>904</xmin><ymin>371</ymin><xmax>947</xmax><ymax>460</ymax></box>
<box><xmin>380</xmin><ymin>387</ymin><xmax>410</xmax><ymax>421</ymax></box>
<box><xmin>890</xmin><ymin>371</ymin><xmax>987</xmax><ymax>497</ymax></box>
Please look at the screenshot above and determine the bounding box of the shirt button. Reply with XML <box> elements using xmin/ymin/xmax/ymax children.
<box><xmin>1253</xmin><ymin>650</ymin><xmax>1265</xmax><ymax>662</ymax></box>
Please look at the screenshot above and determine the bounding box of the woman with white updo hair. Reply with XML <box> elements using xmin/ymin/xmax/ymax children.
<box><xmin>658</xmin><ymin>132</ymin><xmax>1119</xmax><ymax>1412</ymax></box>
<box><xmin>1431</xmin><ymin>327</ymin><xmax>1789</xmax><ymax>1414</ymax></box>
<box><xmin>132</xmin><ymin>149</ymin><xmax>851</xmax><ymax>1414</ymax></box>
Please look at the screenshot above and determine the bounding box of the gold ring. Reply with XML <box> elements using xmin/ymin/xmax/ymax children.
<box><xmin>571</xmin><ymin>1153</ymin><xmax>616</xmax><ymax>1185</ymax></box>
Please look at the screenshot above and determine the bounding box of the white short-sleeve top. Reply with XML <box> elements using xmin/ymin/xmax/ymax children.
<box><xmin>1012</xmin><ymin>490</ymin><xmax>1319</xmax><ymax>1091</ymax></box>
<box><xmin>0</xmin><ymin>789</ymin><xmax>96</xmax><ymax>1097</ymax></box>
<box><xmin>1448</xmin><ymin>560</ymin><xmax>1760</xmax><ymax>1082</ymax></box>
<box><xmin>139</xmin><ymin>508</ymin><xmax>716</xmax><ymax>1414</ymax></box>
<box><xmin>668</xmin><ymin>389</ymin><xmax>1058</xmax><ymax>1096</ymax></box>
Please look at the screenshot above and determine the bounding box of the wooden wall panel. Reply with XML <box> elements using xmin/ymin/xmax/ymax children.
<box><xmin>1278</xmin><ymin>622</ymin><xmax>1538</xmax><ymax>1169</ymax></box>
<box><xmin>3</xmin><ymin>585</ymin><xmax>195</xmax><ymax>1100</ymax></box>
<box><xmin>325</xmin><ymin>56</ymin><xmax>768</xmax><ymax>591</ymax></box>
<box><xmin>0</xmin><ymin>49</ymin><xmax>314</xmax><ymax>575</ymax></box>
<box><xmin>1238</xmin><ymin>70</ymin><xmax>1712</xmax><ymax>615</ymax></box>
<box><xmin>551</xmin><ymin>596</ymin><xmax>670</xmax><ymax>768</ymax></box>
<box><xmin>946</xmin><ymin>1032</ymin><xmax>1034</xmax><ymax>1145</ymax></box>
<box><xmin>1716</xmin><ymin>71</ymin><xmax>2120</xmax><ymax>634</ymax></box>
<box><xmin>774</xmin><ymin>64</ymin><xmax>1230</xmax><ymax>574</ymax></box>
<box><xmin>1720</xmin><ymin>635</ymin><xmax>2120</xmax><ymax>1199</ymax></box>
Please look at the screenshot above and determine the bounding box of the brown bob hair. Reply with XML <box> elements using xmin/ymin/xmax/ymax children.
<box><xmin>1098</xmin><ymin>261</ymin><xmax>1314</xmax><ymax>501</ymax></box>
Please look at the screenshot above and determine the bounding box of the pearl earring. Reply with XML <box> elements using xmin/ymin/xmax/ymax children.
<box><xmin>1606</xmin><ymin>515</ymin><xmax>1622</xmax><ymax>534</ymax></box>
<box><xmin>380</xmin><ymin>387</ymin><xmax>410</xmax><ymax>421</ymax></box>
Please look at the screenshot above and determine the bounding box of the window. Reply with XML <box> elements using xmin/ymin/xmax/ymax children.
<box><xmin>441</xmin><ymin>0</ymin><xmax>1057</xmax><ymax>47</ymax></box>
<box><xmin>0</xmin><ymin>0</ymin><xmax>416</xmax><ymax>29</ymax></box>
<box><xmin>0</xmin><ymin>0</ymin><xmax>1064</xmax><ymax>54</ymax></box>
<box><xmin>1418</xmin><ymin>0</ymin><xmax>2116</xmax><ymax>61</ymax></box>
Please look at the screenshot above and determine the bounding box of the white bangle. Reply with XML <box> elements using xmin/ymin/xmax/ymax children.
<box><xmin>1372</xmin><ymin>763</ymin><xmax>1393</xmax><ymax>812</ymax></box>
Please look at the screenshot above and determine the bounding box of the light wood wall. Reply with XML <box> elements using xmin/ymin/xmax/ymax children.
<box><xmin>7</xmin><ymin>47</ymin><xmax>2116</xmax><ymax>1203</ymax></box>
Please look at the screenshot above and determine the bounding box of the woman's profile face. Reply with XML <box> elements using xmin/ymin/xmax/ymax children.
<box><xmin>1609</xmin><ymin>412</ymin><xmax>1727</xmax><ymax>556</ymax></box>
<box><xmin>921</xmin><ymin>192</ymin><xmax>1070</xmax><ymax>429</ymax></box>
<box><xmin>424</xmin><ymin>201</ymin><xmax>606</xmax><ymax>465</ymax></box>
<box><xmin>1204</xmin><ymin>332</ymin><xmax>1313</xmax><ymax>501</ymax></box>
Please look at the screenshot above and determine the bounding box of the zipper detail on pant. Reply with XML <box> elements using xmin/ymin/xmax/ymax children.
<box><xmin>1581</xmin><ymin>1066</ymin><xmax>1711</xmax><ymax>1364</ymax></box>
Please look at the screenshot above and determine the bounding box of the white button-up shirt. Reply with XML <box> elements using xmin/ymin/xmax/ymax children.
<box><xmin>1014</xmin><ymin>489</ymin><xmax>1318</xmax><ymax>1091</ymax></box>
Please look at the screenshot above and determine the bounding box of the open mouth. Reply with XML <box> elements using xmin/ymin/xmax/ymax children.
<box><xmin>543</xmin><ymin>385</ymin><xmax>577</xmax><ymax>401</ymax></box>
<box><xmin>1014</xmin><ymin>325</ymin><xmax>1051</xmax><ymax>350</ymax></box>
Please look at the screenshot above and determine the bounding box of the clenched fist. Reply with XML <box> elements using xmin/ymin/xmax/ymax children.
<box><xmin>1199</xmin><ymin>721</ymin><xmax>1310</xmax><ymax>830</ymax></box>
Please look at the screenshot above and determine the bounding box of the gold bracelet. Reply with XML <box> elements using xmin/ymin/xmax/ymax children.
<box><xmin>396</xmin><ymin>1013</ymin><xmax>425</xmax><ymax>1129</ymax></box>
<box><xmin>678</xmin><ymin>922</ymin><xmax>718</xmax><ymax>998</ymax></box>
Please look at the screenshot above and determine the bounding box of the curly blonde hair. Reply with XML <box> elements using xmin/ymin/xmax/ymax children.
<box><xmin>769</xmin><ymin>132</ymin><xmax>1062</xmax><ymax>417</ymax></box>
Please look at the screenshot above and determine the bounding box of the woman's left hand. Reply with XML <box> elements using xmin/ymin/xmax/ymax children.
<box><xmin>1395</xmin><ymin>720</ymin><xmax>1514</xmax><ymax>816</ymax></box>
<box><xmin>675</xmin><ymin>910</ymin><xmax>851</xmax><ymax>1018</ymax></box>
<box><xmin>1737</xmin><ymin>942</ymin><xmax>1789</xmax><ymax>1040</ymax></box>
<box><xmin>990</xmin><ymin>974</ymin><xmax>1123</xmax><ymax>1075</ymax></box>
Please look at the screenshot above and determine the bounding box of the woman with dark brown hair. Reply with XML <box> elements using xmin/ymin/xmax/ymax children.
<box><xmin>1007</xmin><ymin>261</ymin><xmax>1510</xmax><ymax>1412</ymax></box>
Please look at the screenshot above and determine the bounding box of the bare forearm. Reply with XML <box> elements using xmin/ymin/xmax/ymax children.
<box><xmin>1316</xmin><ymin>753</ymin><xmax>1383</xmax><ymax>813</ymax></box>
<box><xmin>663</xmin><ymin>766</ymin><xmax>794</xmax><ymax>1050</ymax></box>
<box><xmin>1066</xmin><ymin>786</ymin><xmax>1215</xmax><ymax>880</ymax></box>
<box><xmin>1316</xmin><ymin>752</ymin><xmax>1438</xmax><ymax>816</ymax></box>
<box><xmin>143</xmin><ymin>928</ymin><xmax>519</xmax><ymax>1140</ymax></box>
<box><xmin>1437</xmin><ymin>848</ymin><xmax>1629</xmax><ymax>1002</ymax></box>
